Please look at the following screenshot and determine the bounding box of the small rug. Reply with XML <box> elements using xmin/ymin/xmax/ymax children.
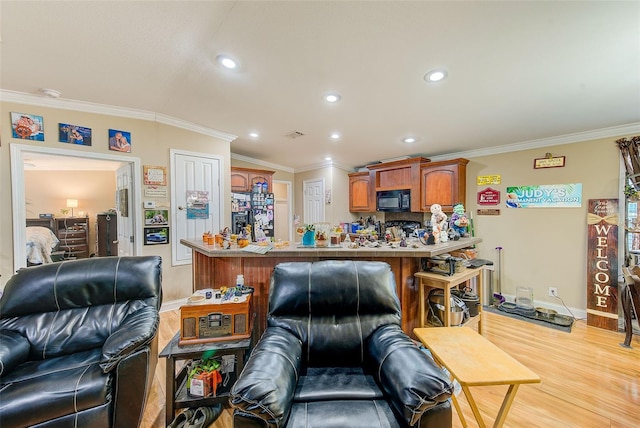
<box><xmin>483</xmin><ymin>305</ymin><xmax>574</xmax><ymax>333</ymax></box>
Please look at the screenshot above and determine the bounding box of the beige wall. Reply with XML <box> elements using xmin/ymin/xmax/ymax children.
<box><xmin>466</xmin><ymin>136</ymin><xmax>623</xmax><ymax>312</ymax></box>
<box><xmin>1</xmin><ymin>100</ymin><xmax>632</xmax><ymax>314</ymax></box>
<box><xmin>294</xmin><ymin>166</ymin><xmax>355</xmax><ymax>228</ymax></box>
<box><xmin>24</xmin><ymin>170</ymin><xmax>116</xmax><ymax>253</ymax></box>
<box><xmin>1</xmin><ymin>101</ymin><xmax>231</xmax><ymax>302</ymax></box>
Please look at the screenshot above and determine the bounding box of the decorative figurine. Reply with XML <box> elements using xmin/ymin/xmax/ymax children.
<box><xmin>425</xmin><ymin>226</ymin><xmax>436</xmax><ymax>245</ymax></box>
<box><xmin>448</xmin><ymin>228</ymin><xmax>460</xmax><ymax>241</ymax></box>
<box><xmin>430</xmin><ymin>204</ymin><xmax>448</xmax><ymax>243</ymax></box>
<box><xmin>449</xmin><ymin>203</ymin><xmax>470</xmax><ymax>237</ymax></box>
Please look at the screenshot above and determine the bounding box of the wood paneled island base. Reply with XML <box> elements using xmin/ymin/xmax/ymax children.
<box><xmin>180</xmin><ymin>237</ymin><xmax>482</xmax><ymax>338</ymax></box>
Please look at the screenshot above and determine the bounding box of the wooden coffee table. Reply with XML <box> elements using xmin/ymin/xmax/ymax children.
<box><xmin>414</xmin><ymin>327</ymin><xmax>540</xmax><ymax>428</ymax></box>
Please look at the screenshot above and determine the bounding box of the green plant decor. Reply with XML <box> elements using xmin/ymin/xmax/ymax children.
<box><xmin>187</xmin><ymin>357</ymin><xmax>221</xmax><ymax>389</ymax></box>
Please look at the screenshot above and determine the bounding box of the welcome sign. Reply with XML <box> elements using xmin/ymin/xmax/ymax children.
<box><xmin>586</xmin><ymin>199</ymin><xmax>618</xmax><ymax>331</ymax></box>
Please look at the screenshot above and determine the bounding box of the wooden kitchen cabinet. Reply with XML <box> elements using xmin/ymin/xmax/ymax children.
<box><xmin>420</xmin><ymin>158</ymin><xmax>468</xmax><ymax>212</ymax></box>
<box><xmin>366</xmin><ymin>157</ymin><xmax>429</xmax><ymax>212</ymax></box>
<box><xmin>348</xmin><ymin>172</ymin><xmax>375</xmax><ymax>212</ymax></box>
<box><xmin>231</xmin><ymin>167</ymin><xmax>274</xmax><ymax>193</ymax></box>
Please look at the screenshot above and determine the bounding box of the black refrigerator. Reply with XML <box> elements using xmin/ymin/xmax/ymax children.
<box><xmin>231</xmin><ymin>192</ymin><xmax>275</xmax><ymax>241</ymax></box>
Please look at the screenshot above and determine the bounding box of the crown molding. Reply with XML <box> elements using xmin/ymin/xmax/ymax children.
<box><xmin>0</xmin><ymin>89</ymin><xmax>236</xmax><ymax>141</ymax></box>
<box><xmin>5</xmin><ymin>89</ymin><xmax>637</xmax><ymax>169</ymax></box>
<box><xmin>428</xmin><ymin>122</ymin><xmax>640</xmax><ymax>162</ymax></box>
<box><xmin>231</xmin><ymin>153</ymin><xmax>295</xmax><ymax>173</ymax></box>
<box><xmin>294</xmin><ymin>160</ymin><xmax>354</xmax><ymax>173</ymax></box>
<box><xmin>155</xmin><ymin>114</ymin><xmax>236</xmax><ymax>142</ymax></box>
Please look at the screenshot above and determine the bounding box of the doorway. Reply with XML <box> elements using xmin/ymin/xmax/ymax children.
<box><xmin>10</xmin><ymin>144</ymin><xmax>142</xmax><ymax>273</ymax></box>
<box><xmin>273</xmin><ymin>180</ymin><xmax>292</xmax><ymax>241</ymax></box>
<box><xmin>170</xmin><ymin>149</ymin><xmax>224</xmax><ymax>266</ymax></box>
<box><xmin>303</xmin><ymin>178</ymin><xmax>325</xmax><ymax>224</ymax></box>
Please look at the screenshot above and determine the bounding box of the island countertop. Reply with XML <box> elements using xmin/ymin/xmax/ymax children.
<box><xmin>180</xmin><ymin>236</ymin><xmax>482</xmax><ymax>258</ymax></box>
<box><xmin>180</xmin><ymin>236</ymin><xmax>482</xmax><ymax>338</ymax></box>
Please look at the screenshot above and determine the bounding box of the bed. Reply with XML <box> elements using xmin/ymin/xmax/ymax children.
<box><xmin>26</xmin><ymin>218</ymin><xmax>60</xmax><ymax>265</ymax></box>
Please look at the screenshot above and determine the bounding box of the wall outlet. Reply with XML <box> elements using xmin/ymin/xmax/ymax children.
<box><xmin>548</xmin><ymin>287</ymin><xmax>558</xmax><ymax>297</ymax></box>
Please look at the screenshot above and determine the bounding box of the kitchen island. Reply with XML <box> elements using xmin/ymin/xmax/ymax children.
<box><xmin>180</xmin><ymin>237</ymin><xmax>482</xmax><ymax>338</ymax></box>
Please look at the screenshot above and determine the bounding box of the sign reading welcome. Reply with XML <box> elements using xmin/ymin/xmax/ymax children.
<box><xmin>586</xmin><ymin>199</ymin><xmax>618</xmax><ymax>331</ymax></box>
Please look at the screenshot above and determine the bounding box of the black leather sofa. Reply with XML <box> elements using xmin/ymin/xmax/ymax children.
<box><xmin>0</xmin><ymin>256</ymin><xmax>162</xmax><ymax>428</ymax></box>
<box><xmin>230</xmin><ymin>260</ymin><xmax>453</xmax><ymax>428</ymax></box>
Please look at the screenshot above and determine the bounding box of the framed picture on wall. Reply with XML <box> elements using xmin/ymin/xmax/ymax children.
<box><xmin>11</xmin><ymin>112</ymin><xmax>44</xmax><ymax>141</ymax></box>
<box><xmin>117</xmin><ymin>188</ymin><xmax>129</xmax><ymax>217</ymax></box>
<box><xmin>108</xmin><ymin>129</ymin><xmax>131</xmax><ymax>152</ymax></box>
<box><xmin>59</xmin><ymin>123</ymin><xmax>92</xmax><ymax>146</ymax></box>
<box><xmin>143</xmin><ymin>165</ymin><xmax>167</xmax><ymax>186</ymax></box>
<box><xmin>144</xmin><ymin>209</ymin><xmax>169</xmax><ymax>226</ymax></box>
<box><xmin>144</xmin><ymin>227</ymin><xmax>169</xmax><ymax>245</ymax></box>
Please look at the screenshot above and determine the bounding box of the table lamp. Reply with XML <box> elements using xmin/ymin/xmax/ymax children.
<box><xmin>66</xmin><ymin>199</ymin><xmax>78</xmax><ymax>217</ymax></box>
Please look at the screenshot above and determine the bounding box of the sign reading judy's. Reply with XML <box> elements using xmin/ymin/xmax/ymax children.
<box><xmin>505</xmin><ymin>184</ymin><xmax>582</xmax><ymax>208</ymax></box>
<box><xmin>586</xmin><ymin>199</ymin><xmax>618</xmax><ymax>331</ymax></box>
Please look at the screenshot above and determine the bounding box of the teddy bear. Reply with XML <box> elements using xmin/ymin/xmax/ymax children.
<box><xmin>449</xmin><ymin>202</ymin><xmax>469</xmax><ymax>237</ymax></box>
<box><xmin>429</xmin><ymin>204</ymin><xmax>448</xmax><ymax>243</ymax></box>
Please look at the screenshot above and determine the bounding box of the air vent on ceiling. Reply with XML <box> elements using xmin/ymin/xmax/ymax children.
<box><xmin>285</xmin><ymin>130</ymin><xmax>305</xmax><ymax>139</ymax></box>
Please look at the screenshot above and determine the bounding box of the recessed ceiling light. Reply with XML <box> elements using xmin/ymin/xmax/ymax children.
<box><xmin>330</xmin><ymin>133</ymin><xmax>340</xmax><ymax>140</ymax></box>
<box><xmin>403</xmin><ymin>137</ymin><xmax>417</xmax><ymax>144</ymax></box>
<box><xmin>324</xmin><ymin>93</ymin><xmax>341</xmax><ymax>103</ymax></box>
<box><xmin>249</xmin><ymin>132</ymin><xmax>259</xmax><ymax>138</ymax></box>
<box><xmin>216</xmin><ymin>54</ymin><xmax>237</xmax><ymax>69</ymax></box>
<box><xmin>325</xmin><ymin>157</ymin><xmax>332</xmax><ymax>161</ymax></box>
<box><xmin>424</xmin><ymin>69</ymin><xmax>448</xmax><ymax>82</ymax></box>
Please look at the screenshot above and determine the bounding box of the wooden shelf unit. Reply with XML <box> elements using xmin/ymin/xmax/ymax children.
<box><xmin>55</xmin><ymin>216</ymin><xmax>89</xmax><ymax>259</ymax></box>
<box><xmin>415</xmin><ymin>267</ymin><xmax>484</xmax><ymax>334</ymax></box>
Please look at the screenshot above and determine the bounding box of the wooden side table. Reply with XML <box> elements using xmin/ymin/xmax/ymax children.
<box><xmin>415</xmin><ymin>327</ymin><xmax>540</xmax><ymax>428</ymax></box>
<box><xmin>415</xmin><ymin>267</ymin><xmax>484</xmax><ymax>333</ymax></box>
<box><xmin>159</xmin><ymin>331</ymin><xmax>252</xmax><ymax>426</ymax></box>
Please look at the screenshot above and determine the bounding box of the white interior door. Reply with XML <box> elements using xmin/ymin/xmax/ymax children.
<box><xmin>303</xmin><ymin>178</ymin><xmax>324</xmax><ymax>224</ymax></box>
<box><xmin>116</xmin><ymin>163</ymin><xmax>134</xmax><ymax>256</ymax></box>
<box><xmin>171</xmin><ymin>150</ymin><xmax>223</xmax><ymax>266</ymax></box>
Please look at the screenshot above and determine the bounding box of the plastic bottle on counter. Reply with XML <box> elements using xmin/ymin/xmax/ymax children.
<box><xmin>236</xmin><ymin>274</ymin><xmax>245</xmax><ymax>297</ymax></box>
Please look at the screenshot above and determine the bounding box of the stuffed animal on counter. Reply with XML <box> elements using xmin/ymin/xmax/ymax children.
<box><xmin>449</xmin><ymin>203</ymin><xmax>469</xmax><ymax>237</ymax></box>
<box><xmin>430</xmin><ymin>203</ymin><xmax>448</xmax><ymax>243</ymax></box>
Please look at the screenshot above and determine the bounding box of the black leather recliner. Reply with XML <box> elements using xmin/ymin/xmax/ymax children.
<box><xmin>230</xmin><ymin>260</ymin><xmax>453</xmax><ymax>428</ymax></box>
<box><xmin>0</xmin><ymin>256</ymin><xmax>163</xmax><ymax>428</ymax></box>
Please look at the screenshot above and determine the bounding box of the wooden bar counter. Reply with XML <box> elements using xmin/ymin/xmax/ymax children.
<box><xmin>180</xmin><ymin>237</ymin><xmax>481</xmax><ymax>338</ymax></box>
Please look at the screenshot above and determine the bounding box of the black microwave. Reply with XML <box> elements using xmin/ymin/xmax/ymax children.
<box><xmin>376</xmin><ymin>189</ymin><xmax>411</xmax><ymax>212</ymax></box>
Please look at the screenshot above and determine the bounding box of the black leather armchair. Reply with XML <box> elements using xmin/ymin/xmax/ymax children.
<box><xmin>230</xmin><ymin>260</ymin><xmax>453</xmax><ymax>428</ymax></box>
<box><xmin>0</xmin><ymin>256</ymin><xmax>162</xmax><ymax>428</ymax></box>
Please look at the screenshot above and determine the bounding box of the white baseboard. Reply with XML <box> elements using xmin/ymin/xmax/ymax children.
<box><xmin>160</xmin><ymin>298</ymin><xmax>186</xmax><ymax>313</ymax></box>
<box><xmin>499</xmin><ymin>293</ymin><xmax>587</xmax><ymax>320</ymax></box>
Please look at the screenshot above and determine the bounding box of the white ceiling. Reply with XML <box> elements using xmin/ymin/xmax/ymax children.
<box><xmin>1</xmin><ymin>1</ymin><xmax>639</xmax><ymax>171</ymax></box>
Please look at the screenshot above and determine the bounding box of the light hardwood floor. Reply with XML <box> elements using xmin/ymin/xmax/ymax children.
<box><xmin>142</xmin><ymin>310</ymin><xmax>640</xmax><ymax>428</ymax></box>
